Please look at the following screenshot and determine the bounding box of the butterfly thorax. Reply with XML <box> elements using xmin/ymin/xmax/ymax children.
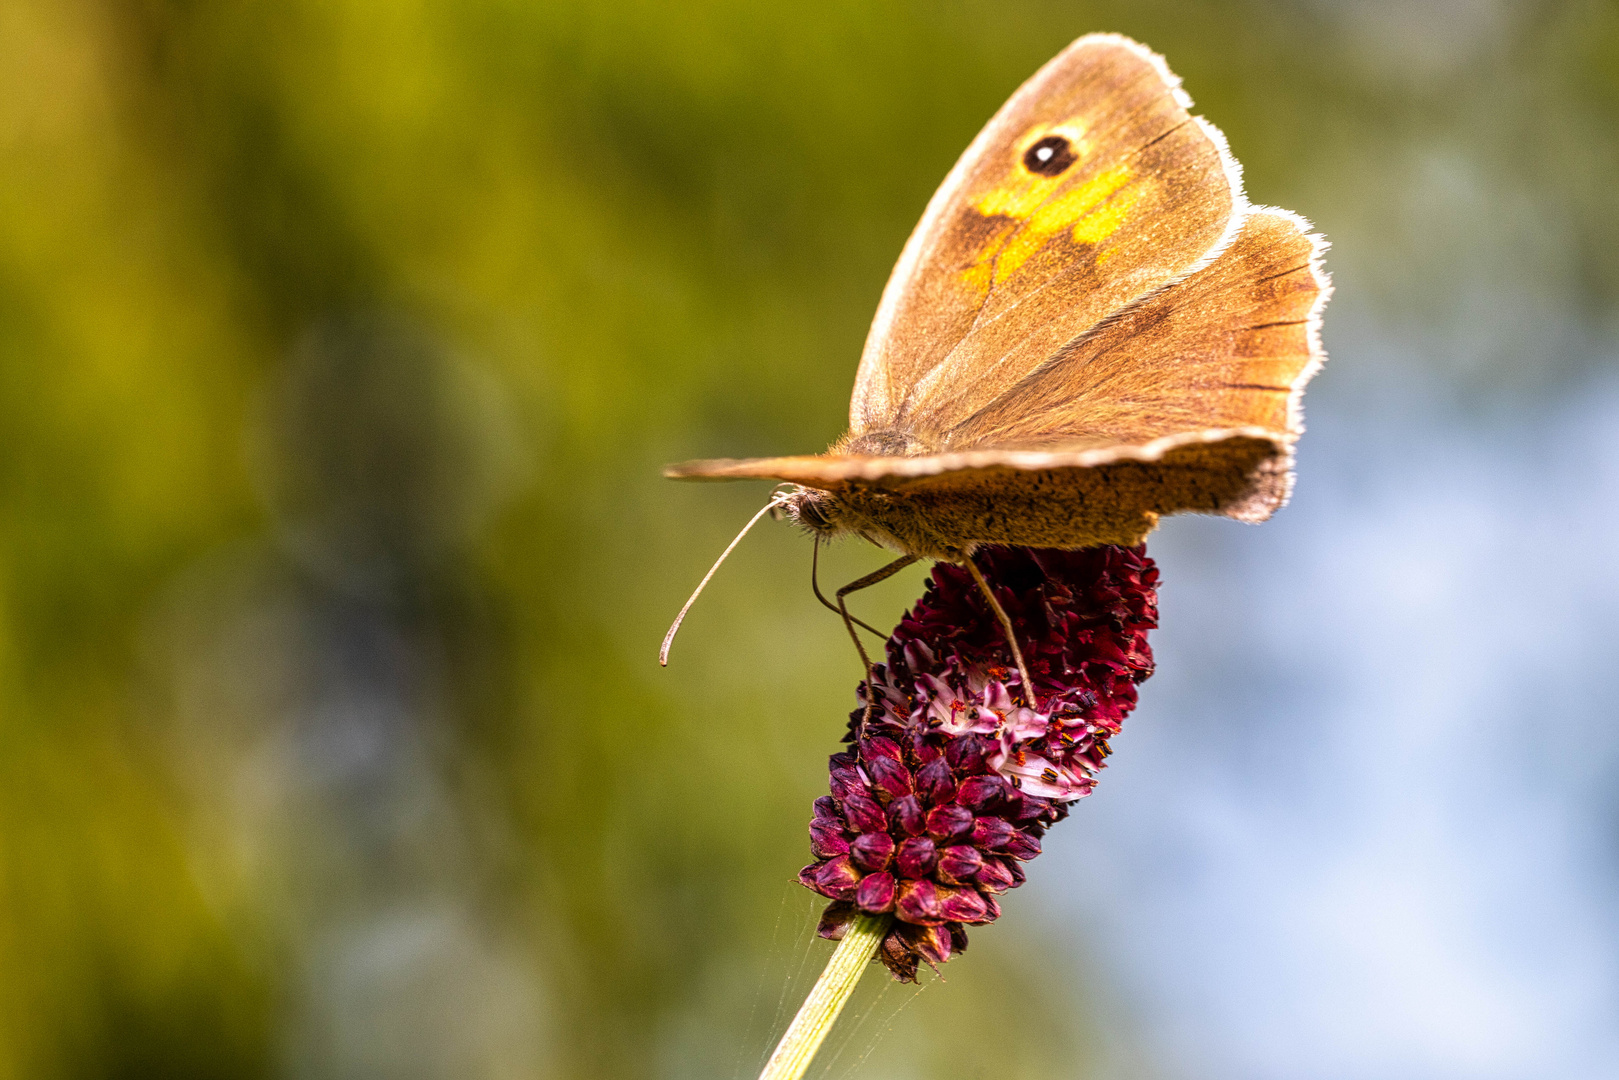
<box><xmin>781</xmin><ymin>428</ymin><xmax>968</xmax><ymax>560</ymax></box>
<box><xmin>836</xmin><ymin>428</ymin><xmax>941</xmax><ymax>457</ymax></box>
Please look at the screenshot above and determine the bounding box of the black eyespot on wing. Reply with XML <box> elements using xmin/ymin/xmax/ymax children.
<box><xmin>1022</xmin><ymin>135</ymin><xmax>1077</xmax><ymax>176</ymax></box>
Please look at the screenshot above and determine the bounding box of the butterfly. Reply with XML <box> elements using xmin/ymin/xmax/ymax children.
<box><xmin>661</xmin><ymin>34</ymin><xmax>1329</xmax><ymax>681</ymax></box>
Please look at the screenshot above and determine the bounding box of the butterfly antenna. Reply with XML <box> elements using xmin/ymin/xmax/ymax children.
<box><xmin>963</xmin><ymin>558</ymin><xmax>1036</xmax><ymax>708</ymax></box>
<box><xmin>660</xmin><ymin>494</ymin><xmax>791</xmax><ymax>666</ymax></box>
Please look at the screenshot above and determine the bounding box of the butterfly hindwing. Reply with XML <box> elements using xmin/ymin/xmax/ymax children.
<box><xmin>947</xmin><ymin>210</ymin><xmax>1328</xmax><ymax>455</ymax></box>
<box><xmin>665</xmin><ymin>210</ymin><xmax>1328</xmax><ymax>544</ymax></box>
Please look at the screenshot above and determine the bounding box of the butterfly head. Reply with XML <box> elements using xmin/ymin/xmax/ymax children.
<box><xmin>778</xmin><ymin>483</ymin><xmax>956</xmax><ymax>560</ymax></box>
<box><xmin>778</xmin><ymin>485</ymin><xmax>841</xmax><ymax>537</ymax></box>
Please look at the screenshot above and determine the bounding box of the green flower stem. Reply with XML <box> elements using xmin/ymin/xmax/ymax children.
<box><xmin>758</xmin><ymin>913</ymin><xmax>892</xmax><ymax>1080</ymax></box>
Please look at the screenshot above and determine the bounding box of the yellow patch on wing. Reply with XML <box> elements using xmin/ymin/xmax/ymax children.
<box><xmin>965</xmin><ymin>162</ymin><xmax>1141</xmax><ymax>288</ymax></box>
<box><xmin>992</xmin><ymin>163</ymin><xmax>1137</xmax><ymax>283</ymax></box>
<box><xmin>1068</xmin><ymin>169</ymin><xmax>1141</xmax><ymax>246</ymax></box>
<box><xmin>956</xmin><ymin>220</ymin><xmax>1016</xmax><ymax>294</ymax></box>
<box><xmin>974</xmin><ymin>122</ymin><xmax>1089</xmax><ymax>218</ymax></box>
<box><xmin>974</xmin><ymin>167</ymin><xmax>1068</xmax><ymax>219</ymax></box>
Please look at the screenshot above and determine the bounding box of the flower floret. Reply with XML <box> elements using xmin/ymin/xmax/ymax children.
<box><xmin>799</xmin><ymin>545</ymin><xmax>1158</xmax><ymax>980</ymax></box>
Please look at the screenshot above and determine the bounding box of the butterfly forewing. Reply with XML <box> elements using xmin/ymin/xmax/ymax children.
<box><xmin>850</xmin><ymin>34</ymin><xmax>1241</xmax><ymax>438</ymax></box>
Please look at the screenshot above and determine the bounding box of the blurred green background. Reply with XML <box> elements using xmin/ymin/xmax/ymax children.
<box><xmin>3</xmin><ymin>2</ymin><xmax>1618</xmax><ymax>1078</ymax></box>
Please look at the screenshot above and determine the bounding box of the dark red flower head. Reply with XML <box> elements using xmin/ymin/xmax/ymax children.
<box><xmin>801</xmin><ymin>544</ymin><xmax>1158</xmax><ymax>980</ymax></box>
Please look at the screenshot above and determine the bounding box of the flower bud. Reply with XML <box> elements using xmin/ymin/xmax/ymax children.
<box><xmin>937</xmin><ymin>886</ymin><xmax>988</xmax><ymax>924</ymax></box>
<box><xmin>896</xmin><ymin>878</ymin><xmax>945</xmax><ymax>926</ymax></box>
<box><xmin>1004</xmin><ymin>829</ymin><xmax>1042</xmax><ymax>861</ymax></box>
<box><xmin>862</xmin><ymin>736</ymin><xmax>903</xmax><ymax>762</ymax></box>
<box><xmin>895</xmin><ymin>836</ymin><xmax>937</xmax><ymax>878</ymax></box>
<box><xmin>808</xmin><ymin>854</ymin><xmax>862</xmax><ymax>900</ymax></box>
<box><xmin>955</xmin><ymin>775</ymin><xmax>1007</xmax><ymax>812</ymax></box>
<box><xmin>888</xmin><ymin>795</ymin><xmax>925</xmax><ymax>837</ymax></box>
<box><xmin>816</xmin><ymin>901</ymin><xmax>855</xmax><ymax>939</ymax></box>
<box><xmin>865</xmin><ymin>755</ymin><xmax>913</xmax><ymax>800</ymax></box>
<box><xmin>915</xmin><ymin>757</ymin><xmax>956</xmax><ymax>805</ymax></box>
<box><xmin>936</xmin><ymin>845</ymin><xmax>983</xmax><ymax>885</ymax></box>
<box><xmin>907</xmin><ymin>924</ymin><xmax>954</xmax><ymax>965</ymax></box>
<box><xmin>809</xmin><ymin>822</ymin><xmax>850</xmax><ymax>859</ymax></box>
<box><xmin>970</xmin><ymin>816</ymin><xmax>1014</xmax><ymax>851</ymax></box>
<box><xmin>829</xmin><ymin>763</ymin><xmax>865</xmax><ymax>804</ymax></box>
<box><xmin>849</xmin><ymin>831</ymin><xmax>894</xmax><ymax>871</ymax></box>
<box><xmin>924</xmin><ymin>805</ymin><xmax>973</xmax><ymax>842</ymax></box>
<box><xmin>855</xmin><ymin>872</ymin><xmax>897</xmax><ymax>913</ymax></box>
<box><xmin>975</xmin><ymin>857</ymin><xmax>1014</xmax><ymax>894</ymax></box>
<box><xmin>945</xmin><ymin>734</ymin><xmax>993</xmax><ymax>775</ymax></box>
<box><xmin>811</xmin><ymin>796</ymin><xmax>841</xmax><ymax>822</ymax></box>
<box><xmin>841</xmin><ymin>792</ymin><xmax>887</xmax><ymax>834</ymax></box>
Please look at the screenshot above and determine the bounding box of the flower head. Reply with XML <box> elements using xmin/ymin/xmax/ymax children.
<box><xmin>801</xmin><ymin>544</ymin><xmax>1158</xmax><ymax>980</ymax></box>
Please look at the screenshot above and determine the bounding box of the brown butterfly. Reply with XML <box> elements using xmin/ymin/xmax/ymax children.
<box><xmin>661</xmin><ymin>34</ymin><xmax>1329</xmax><ymax>688</ymax></box>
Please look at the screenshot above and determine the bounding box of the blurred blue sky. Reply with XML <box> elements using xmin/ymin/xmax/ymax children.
<box><xmin>1055</xmin><ymin>371</ymin><xmax>1619</xmax><ymax>1080</ymax></box>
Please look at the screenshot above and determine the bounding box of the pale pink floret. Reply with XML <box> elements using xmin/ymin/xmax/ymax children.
<box><xmin>992</xmin><ymin>745</ymin><xmax>1094</xmax><ymax>801</ymax></box>
<box><xmin>915</xmin><ymin>671</ymin><xmax>1076</xmax><ymax>795</ymax></box>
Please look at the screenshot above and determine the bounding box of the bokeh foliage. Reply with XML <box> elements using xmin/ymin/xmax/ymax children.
<box><xmin>2</xmin><ymin>1</ymin><xmax>1618</xmax><ymax>1078</ymax></box>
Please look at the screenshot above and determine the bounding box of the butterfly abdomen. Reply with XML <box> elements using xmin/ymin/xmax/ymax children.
<box><xmin>831</xmin><ymin>473</ymin><xmax>1162</xmax><ymax>557</ymax></box>
<box><xmin>785</xmin><ymin>429</ymin><xmax>1284</xmax><ymax>561</ymax></box>
<box><xmin>785</xmin><ymin>471</ymin><xmax>1151</xmax><ymax>561</ymax></box>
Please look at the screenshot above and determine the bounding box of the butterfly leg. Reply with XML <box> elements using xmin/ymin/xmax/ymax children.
<box><xmin>834</xmin><ymin>553</ymin><xmax>920</xmax><ymax>726</ymax></box>
<box><xmin>963</xmin><ymin>558</ymin><xmax>1037</xmax><ymax>709</ymax></box>
<box><xmin>811</xmin><ymin>535</ymin><xmax>885</xmax><ymax>639</ymax></box>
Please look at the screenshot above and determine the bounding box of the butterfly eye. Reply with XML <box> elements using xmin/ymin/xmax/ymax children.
<box><xmin>796</xmin><ymin>498</ymin><xmax>833</xmax><ymax>533</ymax></box>
<box><xmin>1022</xmin><ymin>135</ymin><xmax>1077</xmax><ymax>176</ymax></box>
